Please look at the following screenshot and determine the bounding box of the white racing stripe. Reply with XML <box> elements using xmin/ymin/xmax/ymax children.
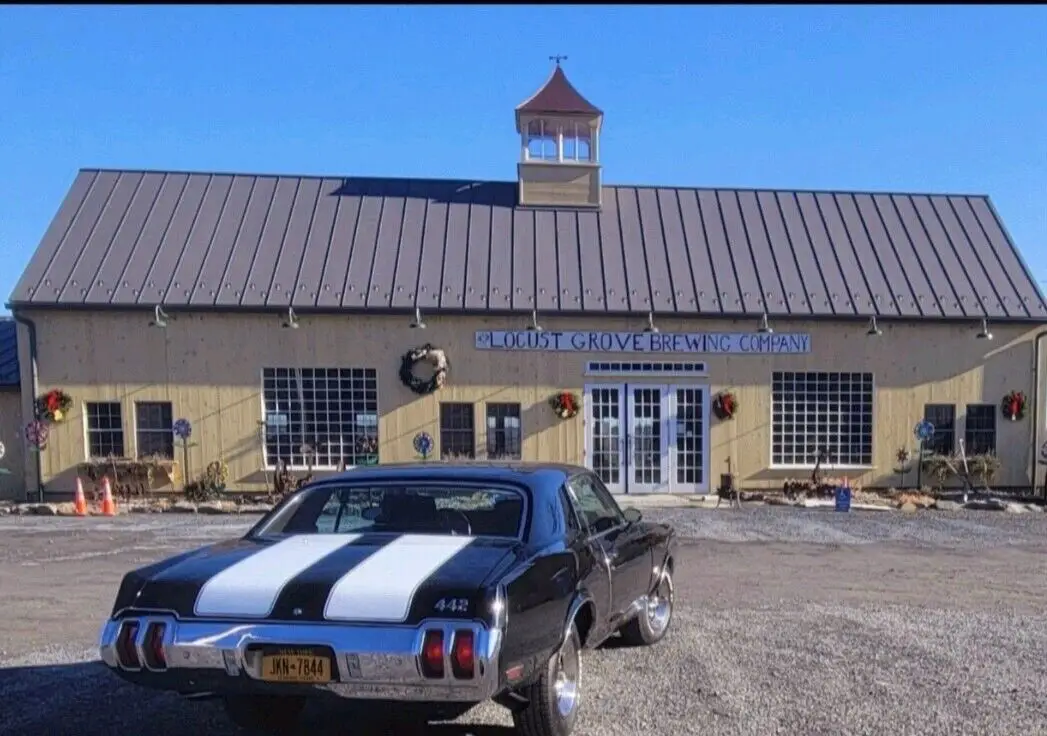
<box><xmin>194</xmin><ymin>534</ymin><xmax>361</xmax><ymax>617</ymax></box>
<box><xmin>323</xmin><ymin>534</ymin><xmax>476</xmax><ymax>622</ymax></box>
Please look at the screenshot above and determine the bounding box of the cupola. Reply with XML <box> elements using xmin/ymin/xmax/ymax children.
<box><xmin>515</xmin><ymin>58</ymin><xmax>603</xmax><ymax>209</ymax></box>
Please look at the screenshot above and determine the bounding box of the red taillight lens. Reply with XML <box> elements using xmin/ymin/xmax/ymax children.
<box><xmin>451</xmin><ymin>630</ymin><xmax>474</xmax><ymax>679</ymax></box>
<box><xmin>420</xmin><ymin>630</ymin><xmax>444</xmax><ymax>678</ymax></box>
<box><xmin>116</xmin><ymin>621</ymin><xmax>141</xmax><ymax>669</ymax></box>
<box><xmin>145</xmin><ymin>623</ymin><xmax>167</xmax><ymax>669</ymax></box>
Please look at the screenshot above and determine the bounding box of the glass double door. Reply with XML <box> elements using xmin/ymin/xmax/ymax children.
<box><xmin>585</xmin><ymin>383</ymin><xmax>709</xmax><ymax>494</ymax></box>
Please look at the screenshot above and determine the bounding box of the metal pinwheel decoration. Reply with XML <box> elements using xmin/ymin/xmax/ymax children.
<box><xmin>173</xmin><ymin>418</ymin><xmax>193</xmax><ymax>441</ymax></box>
<box><xmin>25</xmin><ymin>420</ymin><xmax>49</xmax><ymax>451</ymax></box>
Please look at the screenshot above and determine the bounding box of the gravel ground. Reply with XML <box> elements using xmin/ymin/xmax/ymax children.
<box><xmin>1</xmin><ymin>509</ymin><xmax>1046</xmax><ymax>735</ymax></box>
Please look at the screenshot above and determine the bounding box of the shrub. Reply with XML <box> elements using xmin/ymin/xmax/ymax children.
<box><xmin>184</xmin><ymin>460</ymin><xmax>229</xmax><ymax>502</ymax></box>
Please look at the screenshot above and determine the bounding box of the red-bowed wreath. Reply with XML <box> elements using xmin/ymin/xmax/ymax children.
<box><xmin>1001</xmin><ymin>390</ymin><xmax>1027</xmax><ymax>421</ymax></box>
<box><xmin>36</xmin><ymin>389</ymin><xmax>73</xmax><ymax>423</ymax></box>
<box><xmin>712</xmin><ymin>391</ymin><xmax>738</xmax><ymax>421</ymax></box>
<box><xmin>549</xmin><ymin>391</ymin><xmax>580</xmax><ymax>420</ymax></box>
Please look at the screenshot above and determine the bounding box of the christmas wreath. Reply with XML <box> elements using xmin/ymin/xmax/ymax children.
<box><xmin>1001</xmin><ymin>390</ymin><xmax>1027</xmax><ymax>421</ymax></box>
<box><xmin>36</xmin><ymin>389</ymin><xmax>73</xmax><ymax>423</ymax></box>
<box><xmin>549</xmin><ymin>391</ymin><xmax>580</xmax><ymax>419</ymax></box>
<box><xmin>712</xmin><ymin>391</ymin><xmax>738</xmax><ymax>420</ymax></box>
<box><xmin>399</xmin><ymin>343</ymin><xmax>449</xmax><ymax>395</ymax></box>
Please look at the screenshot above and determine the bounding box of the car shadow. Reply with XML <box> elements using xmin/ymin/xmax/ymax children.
<box><xmin>0</xmin><ymin>661</ymin><xmax>516</xmax><ymax>735</ymax></box>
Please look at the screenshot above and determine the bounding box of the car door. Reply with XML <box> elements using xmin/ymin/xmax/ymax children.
<box><xmin>566</xmin><ymin>473</ymin><xmax>651</xmax><ymax>617</ymax></box>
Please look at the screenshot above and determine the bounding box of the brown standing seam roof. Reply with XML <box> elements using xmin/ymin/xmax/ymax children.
<box><xmin>516</xmin><ymin>66</ymin><xmax>602</xmax><ymax>116</ymax></box>
<box><xmin>10</xmin><ymin>168</ymin><xmax>1047</xmax><ymax>321</ymax></box>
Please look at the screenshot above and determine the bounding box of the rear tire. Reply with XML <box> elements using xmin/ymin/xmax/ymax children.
<box><xmin>619</xmin><ymin>568</ymin><xmax>674</xmax><ymax>646</ymax></box>
<box><xmin>512</xmin><ymin>622</ymin><xmax>582</xmax><ymax>736</ymax></box>
<box><xmin>222</xmin><ymin>694</ymin><xmax>306</xmax><ymax>734</ymax></box>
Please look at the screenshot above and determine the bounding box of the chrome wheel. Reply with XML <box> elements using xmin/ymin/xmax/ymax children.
<box><xmin>646</xmin><ymin>572</ymin><xmax>674</xmax><ymax>637</ymax></box>
<box><xmin>553</xmin><ymin>632</ymin><xmax>581</xmax><ymax>717</ymax></box>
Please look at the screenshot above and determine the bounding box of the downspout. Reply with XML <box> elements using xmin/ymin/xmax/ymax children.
<box><xmin>1032</xmin><ymin>330</ymin><xmax>1047</xmax><ymax>502</ymax></box>
<box><xmin>11</xmin><ymin>311</ymin><xmax>43</xmax><ymax>502</ymax></box>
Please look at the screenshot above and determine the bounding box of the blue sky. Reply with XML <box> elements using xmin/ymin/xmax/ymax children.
<box><xmin>1</xmin><ymin>4</ymin><xmax>1044</xmax><ymax>314</ymax></box>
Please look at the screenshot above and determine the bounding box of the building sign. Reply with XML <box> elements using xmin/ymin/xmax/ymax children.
<box><xmin>474</xmin><ymin>330</ymin><xmax>811</xmax><ymax>355</ymax></box>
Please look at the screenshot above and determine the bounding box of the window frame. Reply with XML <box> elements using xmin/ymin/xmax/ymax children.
<box><xmin>439</xmin><ymin>402</ymin><xmax>476</xmax><ymax>459</ymax></box>
<box><xmin>134</xmin><ymin>400</ymin><xmax>175</xmax><ymax>459</ymax></box>
<box><xmin>84</xmin><ymin>401</ymin><xmax>126</xmax><ymax>460</ymax></box>
<box><xmin>769</xmin><ymin>370</ymin><xmax>876</xmax><ymax>470</ymax></box>
<box><xmin>963</xmin><ymin>403</ymin><xmax>997</xmax><ymax>455</ymax></box>
<box><xmin>922</xmin><ymin>403</ymin><xmax>956</xmax><ymax>456</ymax></box>
<box><xmin>485</xmin><ymin>402</ymin><xmax>522</xmax><ymax>460</ymax></box>
<box><xmin>260</xmin><ymin>367</ymin><xmax>379</xmax><ymax>471</ymax></box>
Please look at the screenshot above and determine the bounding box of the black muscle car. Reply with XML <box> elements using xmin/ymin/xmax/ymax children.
<box><xmin>99</xmin><ymin>462</ymin><xmax>677</xmax><ymax>735</ymax></box>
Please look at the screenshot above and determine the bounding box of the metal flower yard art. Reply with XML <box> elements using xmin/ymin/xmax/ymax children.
<box><xmin>25</xmin><ymin>419</ymin><xmax>49</xmax><ymax>451</ymax></box>
<box><xmin>173</xmin><ymin>419</ymin><xmax>195</xmax><ymax>487</ymax></box>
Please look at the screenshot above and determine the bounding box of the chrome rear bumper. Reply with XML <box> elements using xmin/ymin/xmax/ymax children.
<box><xmin>99</xmin><ymin>614</ymin><xmax>502</xmax><ymax>703</ymax></box>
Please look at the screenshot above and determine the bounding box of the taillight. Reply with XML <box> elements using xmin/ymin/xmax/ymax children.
<box><xmin>420</xmin><ymin>630</ymin><xmax>444</xmax><ymax>678</ymax></box>
<box><xmin>144</xmin><ymin>622</ymin><xmax>167</xmax><ymax>670</ymax></box>
<box><xmin>451</xmin><ymin>630</ymin><xmax>474</xmax><ymax>679</ymax></box>
<box><xmin>115</xmin><ymin>621</ymin><xmax>141</xmax><ymax>669</ymax></box>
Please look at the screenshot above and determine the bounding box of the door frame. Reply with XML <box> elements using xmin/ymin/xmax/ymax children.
<box><xmin>666</xmin><ymin>384</ymin><xmax>712</xmax><ymax>494</ymax></box>
<box><xmin>583</xmin><ymin>382</ymin><xmax>712</xmax><ymax>495</ymax></box>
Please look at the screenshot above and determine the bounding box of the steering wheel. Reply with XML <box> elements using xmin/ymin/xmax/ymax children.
<box><xmin>438</xmin><ymin>508</ymin><xmax>472</xmax><ymax>536</ymax></box>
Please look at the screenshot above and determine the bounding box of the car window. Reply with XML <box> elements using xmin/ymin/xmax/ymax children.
<box><xmin>267</xmin><ymin>484</ymin><xmax>525</xmax><ymax>538</ymax></box>
<box><xmin>559</xmin><ymin>486</ymin><xmax>582</xmax><ymax>535</ymax></box>
<box><xmin>567</xmin><ymin>474</ymin><xmax>623</xmax><ymax>535</ymax></box>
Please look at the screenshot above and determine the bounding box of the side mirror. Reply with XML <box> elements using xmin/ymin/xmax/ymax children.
<box><xmin>361</xmin><ymin>507</ymin><xmax>381</xmax><ymax>521</ymax></box>
<box><xmin>623</xmin><ymin>507</ymin><xmax>643</xmax><ymax>524</ymax></box>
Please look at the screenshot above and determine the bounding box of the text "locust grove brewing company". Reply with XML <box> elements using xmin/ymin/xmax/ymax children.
<box><xmin>474</xmin><ymin>330</ymin><xmax>813</xmax><ymax>355</ymax></box>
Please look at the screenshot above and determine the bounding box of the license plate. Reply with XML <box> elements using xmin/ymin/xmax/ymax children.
<box><xmin>260</xmin><ymin>648</ymin><xmax>332</xmax><ymax>684</ymax></box>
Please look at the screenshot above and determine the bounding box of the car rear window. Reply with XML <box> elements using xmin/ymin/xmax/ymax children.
<box><xmin>263</xmin><ymin>484</ymin><xmax>525</xmax><ymax>538</ymax></box>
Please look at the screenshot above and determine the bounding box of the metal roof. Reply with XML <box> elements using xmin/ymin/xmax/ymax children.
<box><xmin>0</xmin><ymin>319</ymin><xmax>20</xmax><ymax>387</ymax></box>
<box><xmin>516</xmin><ymin>65</ymin><xmax>603</xmax><ymax>116</ymax></box>
<box><xmin>10</xmin><ymin>168</ymin><xmax>1047</xmax><ymax>320</ymax></box>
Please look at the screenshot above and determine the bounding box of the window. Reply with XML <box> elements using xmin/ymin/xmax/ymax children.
<box><xmin>85</xmin><ymin>402</ymin><xmax>125</xmax><ymax>459</ymax></box>
<box><xmin>964</xmin><ymin>404</ymin><xmax>996</xmax><ymax>455</ymax></box>
<box><xmin>525</xmin><ymin>120</ymin><xmax>558</xmax><ymax>161</ymax></box>
<box><xmin>567</xmin><ymin>473</ymin><xmax>623</xmax><ymax>535</ymax></box>
<box><xmin>135</xmin><ymin>401</ymin><xmax>174</xmax><ymax>459</ymax></box>
<box><xmin>771</xmin><ymin>371</ymin><xmax>874</xmax><ymax>467</ymax></box>
<box><xmin>440</xmin><ymin>403</ymin><xmax>475</xmax><ymax>459</ymax></box>
<box><xmin>271</xmin><ymin>484</ymin><xmax>525</xmax><ymax>538</ymax></box>
<box><xmin>561</xmin><ymin>122</ymin><xmax>592</xmax><ymax>162</ymax></box>
<box><xmin>922</xmin><ymin>404</ymin><xmax>955</xmax><ymax>455</ymax></box>
<box><xmin>262</xmin><ymin>367</ymin><xmax>378</xmax><ymax>469</ymax></box>
<box><xmin>486</xmin><ymin>403</ymin><xmax>522</xmax><ymax>459</ymax></box>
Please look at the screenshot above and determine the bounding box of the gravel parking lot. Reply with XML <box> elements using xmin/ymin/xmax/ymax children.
<box><xmin>1</xmin><ymin>508</ymin><xmax>1046</xmax><ymax>735</ymax></box>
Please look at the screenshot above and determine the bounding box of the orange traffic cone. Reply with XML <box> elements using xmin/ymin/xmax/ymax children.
<box><xmin>100</xmin><ymin>477</ymin><xmax>117</xmax><ymax>517</ymax></box>
<box><xmin>73</xmin><ymin>478</ymin><xmax>88</xmax><ymax>516</ymax></box>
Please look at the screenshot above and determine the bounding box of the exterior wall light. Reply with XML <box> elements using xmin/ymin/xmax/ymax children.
<box><xmin>756</xmin><ymin>312</ymin><xmax>773</xmax><ymax>334</ymax></box>
<box><xmin>866</xmin><ymin>316</ymin><xmax>883</xmax><ymax>336</ymax></box>
<box><xmin>281</xmin><ymin>307</ymin><xmax>300</xmax><ymax>329</ymax></box>
<box><xmin>149</xmin><ymin>305</ymin><xmax>169</xmax><ymax>328</ymax></box>
<box><xmin>527</xmin><ymin>309</ymin><xmax>543</xmax><ymax>332</ymax></box>
<box><xmin>410</xmin><ymin>307</ymin><xmax>427</xmax><ymax>329</ymax></box>
<box><xmin>643</xmin><ymin>312</ymin><xmax>659</xmax><ymax>334</ymax></box>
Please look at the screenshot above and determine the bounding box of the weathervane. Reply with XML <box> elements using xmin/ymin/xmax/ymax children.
<box><xmin>549</xmin><ymin>55</ymin><xmax>568</xmax><ymax>66</ymax></box>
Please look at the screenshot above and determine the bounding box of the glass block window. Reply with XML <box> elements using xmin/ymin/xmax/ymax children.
<box><xmin>262</xmin><ymin>368</ymin><xmax>379</xmax><ymax>469</ymax></box>
<box><xmin>771</xmin><ymin>371</ymin><xmax>874</xmax><ymax>467</ymax></box>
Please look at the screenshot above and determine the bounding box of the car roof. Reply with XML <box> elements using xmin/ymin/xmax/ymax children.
<box><xmin>314</xmin><ymin>461</ymin><xmax>586</xmax><ymax>492</ymax></box>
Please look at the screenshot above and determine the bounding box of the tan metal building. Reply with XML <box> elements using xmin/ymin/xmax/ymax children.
<box><xmin>8</xmin><ymin>66</ymin><xmax>1047</xmax><ymax>500</ymax></box>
